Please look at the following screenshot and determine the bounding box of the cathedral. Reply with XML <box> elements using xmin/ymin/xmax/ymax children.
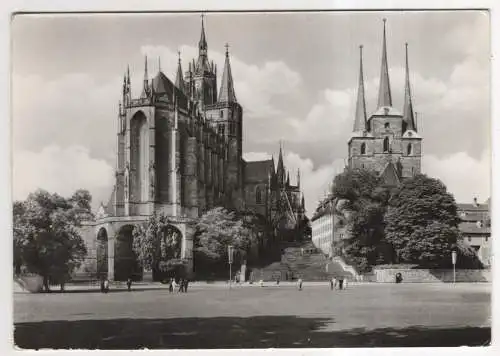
<box><xmin>348</xmin><ymin>19</ymin><xmax>422</xmax><ymax>184</ymax></box>
<box><xmin>85</xmin><ymin>17</ymin><xmax>305</xmax><ymax>280</ymax></box>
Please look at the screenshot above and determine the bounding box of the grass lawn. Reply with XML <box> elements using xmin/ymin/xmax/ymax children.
<box><xmin>13</xmin><ymin>282</ymin><xmax>491</xmax><ymax>349</ymax></box>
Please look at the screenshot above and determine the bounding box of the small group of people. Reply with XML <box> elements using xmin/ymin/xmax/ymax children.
<box><xmin>100</xmin><ymin>278</ymin><xmax>110</xmax><ymax>293</ymax></box>
<box><xmin>168</xmin><ymin>277</ymin><xmax>189</xmax><ymax>293</ymax></box>
<box><xmin>330</xmin><ymin>276</ymin><xmax>348</xmax><ymax>290</ymax></box>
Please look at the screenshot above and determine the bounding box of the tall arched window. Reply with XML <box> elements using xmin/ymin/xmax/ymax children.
<box><xmin>139</xmin><ymin>121</ymin><xmax>149</xmax><ymax>201</ymax></box>
<box><xmin>256</xmin><ymin>186</ymin><xmax>262</xmax><ymax>204</ymax></box>
<box><xmin>383</xmin><ymin>137</ymin><xmax>389</xmax><ymax>152</ymax></box>
<box><xmin>407</xmin><ymin>143</ymin><xmax>413</xmax><ymax>155</ymax></box>
<box><xmin>360</xmin><ymin>143</ymin><xmax>366</xmax><ymax>155</ymax></box>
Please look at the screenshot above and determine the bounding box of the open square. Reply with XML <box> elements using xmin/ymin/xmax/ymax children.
<box><xmin>14</xmin><ymin>282</ymin><xmax>491</xmax><ymax>348</ymax></box>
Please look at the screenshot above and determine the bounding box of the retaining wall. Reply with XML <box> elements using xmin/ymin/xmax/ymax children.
<box><xmin>372</xmin><ymin>268</ymin><xmax>491</xmax><ymax>283</ymax></box>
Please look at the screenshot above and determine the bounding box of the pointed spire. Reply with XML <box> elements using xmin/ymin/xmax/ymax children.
<box><xmin>127</xmin><ymin>65</ymin><xmax>131</xmax><ymax>85</ymax></box>
<box><xmin>158</xmin><ymin>57</ymin><xmax>162</xmax><ymax>72</ymax></box>
<box><xmin>377</xmin><ymin>19</ymin><xmax>392</xmax><ymax>108</ymax></box>
<box><xmin>199</xmin><ymin>13</ymin><xmax>207</xmax><ymax>52</ymax></box>
<box><xmin>353</xmin><ymin>45</ymin><xmax>368</xmax><ymax>132</ymax></box>
<box><xmin>301</xmin><ymin>193</ymin><xmax>305</xmax><ymax>210</ymax></box>
<box><xmin>141</xmin><ymin>55</ymin><xmax>150</xmax><ymax>98</ymax></box>
<box><xmin>277</xmin><ymin>142</ymin><xmax>285</xmax><ymax>185</ymax></box>
<box><xmin>218</xmin><ymin>43</ymin><xmax>237</xmax><ymax>103</ymax></box>
<box><xmin>403</xmin><ymin>43</ymin><xmax>416</xmax><ymax>131</ymax></box>
<box><xmin>297</xmin><ymin>169</ymin><xmax>301</xmax><ymax>189</ymax></box>
<box><xmin>286</xmin><ymin>172</ymin><xmax>290</xmax><ymax>186</ymax></box>
<box><xmin>175</xmin><ymin>50</ymin><xmax>185</xmax><ymax>92</ymax></box>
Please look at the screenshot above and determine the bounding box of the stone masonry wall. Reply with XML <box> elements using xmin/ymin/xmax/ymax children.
<box><xmin>373</xmin><ymin>268</ymin><xmax>491</xmax><ymax>283</ymax></box>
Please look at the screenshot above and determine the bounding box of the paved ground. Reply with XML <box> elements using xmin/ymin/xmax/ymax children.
<box><xmin>13</xmin><ymin>282</ymin><xmax>491</xmax><ymax>349</ymax></box>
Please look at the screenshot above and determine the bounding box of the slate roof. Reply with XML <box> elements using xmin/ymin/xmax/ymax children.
<box><xmin>244</xmin><ymin>159</ymin><xmax>274</xmax><ymax>183</ymax></box>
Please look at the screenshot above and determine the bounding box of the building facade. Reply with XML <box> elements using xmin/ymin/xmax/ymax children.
<box><xmin>458</xmin><ymin>198</ymin><xmax>491</xmax><ymax>267</ymax></box>
<box><xmin>312</xmin><ymin>20</ymin><xmax>423</xmax><ymax>255</ymax></box>
<box><xmin>348</xmin><ymin>19</ymin><xmax>422</xmax><ymax>185</ymax></box>
<box><xmin>82</xmin><ymin>18</ymin><xmax>305</xmax><ymax>280</ymax></box>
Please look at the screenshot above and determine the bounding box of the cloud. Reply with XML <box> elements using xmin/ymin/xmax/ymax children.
<box><xmin>422</xmin><ymin>150</ymin><xmax>490</xmax><ymax>204</ymax></box>
<box><xmin>13</xmin><ymin>145</ymin><xmax>115</xmax><ymax>210</ymax></box>
<box><xmin>243</xmin><ymin>152</ymin><xmax>272</xmax><ymax>162</ymax></box>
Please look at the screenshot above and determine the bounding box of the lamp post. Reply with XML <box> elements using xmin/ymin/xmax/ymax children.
<box><xmin>228</xmin><ymin>245</ymin><xmax>234</xmax><ymax>290</ymax></box>
<box><xmin>451</xmin><ymin>250</ymin><xmax>457</xmax><ymax>284</ymax></box>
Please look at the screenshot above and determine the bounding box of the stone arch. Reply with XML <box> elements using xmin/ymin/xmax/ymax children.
<box><xmin>383</xmin><ymin>137</ymin><xmax>390</xmax><ymax>152</ymax></box>
<box><xmin>360</xmin><ymin>142</ymin><xmax>366</xmax><ymax>155</ymax></box>
<box><xmin>114</xmin><ymin>224</ymin><xmax>142</xmax><ymax>281</ymax></box>
<box><xmin>96</xmin><ymin>228</ymin><xmax>108</xmax><ymax>279</ymax></box>
<box><xmin>130</xmin><ymin>111</ymin><xmax>149</xmax><ymax>203</ymax></box>
<box><xmin>153</xmin><ymin>224</ymin><xmax>184</xmax><ymax>281</ymax></box>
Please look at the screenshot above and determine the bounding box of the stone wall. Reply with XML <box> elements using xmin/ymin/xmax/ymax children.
<box><xmin>372</xmin><ymin>267</ymin><xmax>491</xmax><ymax>283</ymax></box>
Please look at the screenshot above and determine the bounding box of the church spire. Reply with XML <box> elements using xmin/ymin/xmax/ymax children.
<box><xmin>141</xmin><ymin>55</ymin><xmax>150</xmax><ymax>98</ymax></box>
<box><xmin>218</xmin><ymin>43</ymin><xmax>237</xmax><ymax>103</ymax></box>
<box><xmin>199</xmin><ymin>13</ymin><xmax>207</xmax><ymax>53</ymax></box>
<box><xmin>377</xmin><ymin>19</ymin><xmax>392</xmax><ymax>108</ymax></box>
<box><xmin>297</xmin><ymin>168</ymin><xmax>301</xmax><ymax>189</ymax></box>
<box><xmin>403</xmin><ymin>43</ymin><xmax>416</xmax><ymax>131</ymax></box>
<box><xmin>175</xmin><ymin>51</ymin><xmax>185</xmax><ymax>93</ymax></box>
<box><xmin>353</xmin><ymin>45</ymin><xmax>367</xmax><ymax>132</ymax></box>
<box><xmin>277</xmin><ymin>143</ymin><xmax>285</xmax><ymax>186</ymax></box>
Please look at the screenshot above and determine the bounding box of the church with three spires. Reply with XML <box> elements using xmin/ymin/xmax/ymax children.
<box><xmin>348</xmin><ymin>19</ymin><xmax>422</xmax><ymax>185</ymax></box>
<box><xmin>86</xmin><ymin>16</ymin><xmax>305</xmax><ymax>280</ymax></box>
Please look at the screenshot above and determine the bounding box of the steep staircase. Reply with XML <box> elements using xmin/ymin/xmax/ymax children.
<box><xmin>251</xmin><ymin>241</ymin><xmax>355</xmax><ymax>282</ymax></box>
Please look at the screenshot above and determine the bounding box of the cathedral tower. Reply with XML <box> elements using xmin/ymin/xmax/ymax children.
<box><xmin>348</xmin><ymin>19</ymin><xmax>422</xmax><ymax>184</ymax></box>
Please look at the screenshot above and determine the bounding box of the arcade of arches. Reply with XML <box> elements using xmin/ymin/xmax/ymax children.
<box><xmin>95</xmin><ymin>223</ymin><xmax>184</xmax><ymax>282</ymax></box>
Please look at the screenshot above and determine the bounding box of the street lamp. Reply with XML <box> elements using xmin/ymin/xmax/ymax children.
<box><xmin>451</xmin><ymin>250</ymin><xmax>457</xmax><ymax>284</ymax></box>
<box><xmin>228</xmin><ymin>245</ymin><xmax>234</xmax><ymax>289</ymax></box>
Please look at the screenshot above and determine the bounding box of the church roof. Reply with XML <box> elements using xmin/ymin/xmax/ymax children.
<box><xmin>244</xmin><ymin>159</ymin><xmax>274</xmax><ymax>183</ymax></box>
<box><xmin>152</xmin><ymin>71</ymin><xmax>188</xmax><ymax>108</ymax></box>
<box><xmin>380</xmin><ymin>161</ymin><xmax>400</xmax><ymax>186</ymax></box>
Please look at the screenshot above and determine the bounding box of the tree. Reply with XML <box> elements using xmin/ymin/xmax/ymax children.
<box><xmin>330</xmin><ymin>168</ymin><xmax>392</xmax><ymax>272</ymax></box>
<box><xmin>194</xmin><ymin>207</ymin><xmax>256</xmax><ymax>275</ymax></box>
<box><xmin>132</xmin><ymin>212</ymin><xmax>183</xmax><ymax>280</ymax></box>
<box><xmin>385</xmin><ymin>174</ymin><xmax>461</xmax><ymax>267</ymax></box>
<box><xmin>13</xmin><ymin>189</ymin><xmax>89</xmax><ymax>291</ymax></box>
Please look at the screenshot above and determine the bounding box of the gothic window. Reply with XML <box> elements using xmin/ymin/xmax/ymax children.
<box><xmin>383</xmin><ymin>137</ymin><xmax>390</xmax><ymax>152</ymax></box>
<box><xmin>218</xmin><ymin>124</ymin><xmax>225</xmax><ymax>136</ymax></box>
<box><xmin>384</xmin><ymin>122</ymin><xmax>390</xmax><ymax>129</ymax></box>
<box><xmin>407</xmin><ymin>143</ymin><xmax>413</xmax><ymax>155</ymax></box>
<box><xmin>256</xmin><ymin>186</ymin><xmax>263</xmax><ymax>204</ymax></box>
<box><xmin>360</xmin><ymin>143</ymin><xmax>366</xmax><ymax>155</ymax></box>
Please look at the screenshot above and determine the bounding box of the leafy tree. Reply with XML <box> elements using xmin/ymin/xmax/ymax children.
<box><xmin>385</xmin><ymin>174</ymin><xmax>461</xmax><ymax>266</ymax></box>
<box><xmin>132</xmin><ymin>212</ymin><xmax>183</xmax><ymax>279</ymax></box>
<box><xmin>330</xmin><ymin>168</ymin><xmax>392</xmax><ymax>272</ymax></box>
<box><xmin>195</xmin><ymin>207</ymin><xmax>254</xmax><ymax>262</ymax></box>
<box><xmin>13</xmin><ymin>189</ymin><xmax>89</xmax><ymax>291</ymax></box>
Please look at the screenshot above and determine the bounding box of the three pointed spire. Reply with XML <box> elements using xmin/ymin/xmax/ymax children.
<box><xmin>403</xmin><ymin>43</ymin><xmax>416</xmax><ymax>131</ymax></box>
<box><xmin>353</xmin><ymin>45</ymin><xmax>367</xmax><ymax>132</ymax></box>
<box><xmin>377</xmin><ymin>19</ymin><xmax>392</xmax><ymax>108</ymax></box>
<box><xmin>199</xmin><ymin>13</ymin><xmax>207</xmax><ymax>52</ymax></box>
<box><xmin>218</xmin><ymin>43</ymin><xmax>237</xmax><ymax>103</ymax></box>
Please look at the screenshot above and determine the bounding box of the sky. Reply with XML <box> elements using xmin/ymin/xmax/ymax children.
<box><xmin>11</xmin><ymin>11</ymin><xmax>491</xmax><ymax>215</ymax></box>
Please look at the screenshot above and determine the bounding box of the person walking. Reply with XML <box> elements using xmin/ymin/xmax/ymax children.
<box><xmin>330</xmin><ymin>277</ymin><xmax>335</xmax><ymax>290</ymax></box>
<box><xmin>276</xmin><ymin>275</ymin><xmax>280</xmax><ymax>286</ymax></box>
<box><xmin>338</xmin><ymin>277</ymin><xmax>344</xmax><ymax>290</ymax></box>
<box><xmin>184</xmin><ymin>278</ymin><xmax>189</xmax><ymax>293</ymax></box>
<box><xmin>168</xmin><ymin>278</ymin><xmax>174</xmax><ymax>293</ymax></box>
<box><xmin>103</xmin><ymin>279</ymin><xmax>109</xmax><ymax>294</ymax></box>
<box><xmin>298</xmin><ymin>278</ymin><xmax>303</xmax><ymax>291</ymax></box>
<box><xmin>126</xmin><ymin>278</ymin><xmax>132</xmax><ymax>292</ymax></box>
<box><xmin>172</xmin><ymin>278</ymin><xmax>177</xmax><ymax>293</ymax></box>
